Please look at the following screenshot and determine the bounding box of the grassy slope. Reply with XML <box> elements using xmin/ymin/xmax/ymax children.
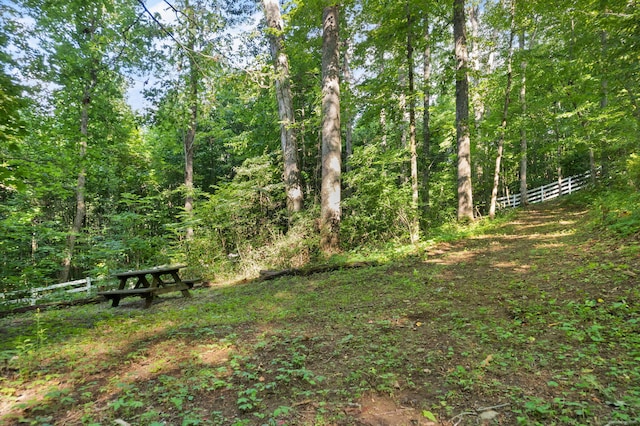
<box><xmin>1</xmin><ymin>199</ymin><xmax>639</xmax><ymax>426</ymax></box>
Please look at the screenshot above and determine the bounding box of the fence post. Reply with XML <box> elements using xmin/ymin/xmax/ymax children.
<box><xmin>568</xmin><ymin>176</ymin><xmax>572</xmax><ymax>194</ymax></box>
<box><xmin>86</xmin><ymin>277</ymin><xmax>92</xmax><ymax>294</ymax></box>
<box><xmin>558</xmin><ymin>178</ymin><xmax>562</xmax><ymax>197</ymax></box>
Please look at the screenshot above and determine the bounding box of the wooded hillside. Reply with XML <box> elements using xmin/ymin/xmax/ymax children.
<box><xmin>1</xmin><ymin>0</ymin><xmax>639</xmax><ymax>291</ymax></box>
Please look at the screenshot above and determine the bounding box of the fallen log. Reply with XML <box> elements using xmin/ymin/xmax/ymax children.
<box><xmin>0</xmin><ymin>296</ymin><xmax>105</xmax><ymax>318</ymax></box>
<box><xmin>258</xmin><ymin>261</ymin><xmax>378</xmax><ymax>281</ymax></box>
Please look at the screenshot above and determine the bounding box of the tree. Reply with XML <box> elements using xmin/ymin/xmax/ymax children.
<box><xmin>183</xmin><ymin>0</ymin><xmax>199</xmax><ymax>240</ymax></box>
<box><xmin>421</xmin><ymin>13</ymin><xmax>432</xmax><ymax>216</ymax></box>
<box><xmin>17</xmin><ymin>0</ymin><xmax>159</xmax><ymax>281</ymax></box>
<box><xmin>454</xmin><ymin>0</ymin><xmax>474</xmax><ymax>221</ymax></box>
<box><xmin>405</xmin><ymin>1</ymin><xmax>420</xmax><ymax>243</ymax></box>
<box><xmin>261</xmin><ymin>0</ymin><xmax>304</xmax><ymax>213</ymax></box>
<box><xmin>320</xmin><ymin>5</ymin><xmax>341</xmax><ymax>254</ymax></box>
<box><xmin>489</xmin><ymin>0</ymin><xmax>516</xmax><ymax>220</ymax></box>
<box><xmin>519</xmin><ymin>29</ymin><xmax>529</xmax><ymax>205</ymax></box>
<box><xmin>24</xmin><ymin>1</ymin><xmax>113</xmax><ymax>281</ymax></box>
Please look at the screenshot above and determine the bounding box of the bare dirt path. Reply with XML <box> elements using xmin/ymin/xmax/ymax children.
<box><xmin>346</xmin><ymin>201</ymin><xmax>639</xmax><ymax>425</ymax></box>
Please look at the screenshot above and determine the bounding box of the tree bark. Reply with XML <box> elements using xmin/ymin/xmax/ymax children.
<box><xmin>262</xmin><ymin>0</ymin><xmax>304</xmax><ymax>213</ymax></box>
<box><xmin>320</xmin><ymin>5</ymin><xmax>341</xmax><ymax>254</ymax></box>
<box><xmin>519</xmin><ymin>31</ymin><xmax>528</xmax><ymax>205</ymax></box>
<box><xmin>406</xmin><ymin>2</ymin><xmax>419</xmax><ymax>243</ymax></box>
<box><xmin>454</xmin><ymin>0</ymin><xmax>474</xmax><ymax>222</ymax></box>
<box><xmin>469</xmin><ymin>4</ymin><xmax>485</xmax><ymax>135</ymax></box>
<box><xmin>421</xmin><ymin>15</ymin><xmax>431</xmax><ymax>215</ymax></box>
<box><xmin>343</xmin><ymin>36</ymin><xmax>354</xmax><ymax>173</ymax></box>
<box><xmin>184</xmin><ymin>2</ymin><xmax>197</xmax><ymax>240</ymax></box>
<box><xmin>61</xmin><ymin>66</ymin><xmax>97</xmax><ymax>283</ymax></box>
<box><xmin>489</xmin><ymin>0</ymin><xmax>515</xmax><ymax>220</ymax></box>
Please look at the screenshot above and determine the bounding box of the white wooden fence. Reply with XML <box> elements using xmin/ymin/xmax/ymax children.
<box><xmin>497</xmin><ymin>170</ymin><xmax>592</xmax><ymax>209</ymax></box>
<box><xmin>0</xmin><ymin>277</ymin><xmax>93</xmax><ymax>306</ymax></box>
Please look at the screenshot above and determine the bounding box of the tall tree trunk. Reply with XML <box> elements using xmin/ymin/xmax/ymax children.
<box><xmin>320</xmin><ymin>5</ymin><xmax>341</xmax><ymax>254</ymax></box>
<box><xmin>469</xmin><ymin>4</ymin><xmax>485</xmax><ymax>135</ymax></box>
<box><xmin>454</xmin><ymin>0</ymin><xmax>474</xmax><ymax>222</ymax></box>
<box><xmin>61</xmin><ymin>67</ymin><xmax>97</xmax><ymax>283</ymax></box>
<box><xmin>343</xmin><ymin>36</ymin><xmax>354</xmax><ymax>173</ymax></box>
<box><xmin>553</xmin><ymin>102</ymin><xmax>564</xmax><ymax>192</ymax></box>
<box><xmin>262</xmin><ymin>0</ymin><xmax>304</xmax><ymax>213</ymax></box>
<box><xmin>400</xmin><ymin>72</ymin><xmax>409</xmax><ymax>155</ymax></box>
<box><xmin>406</xmin><ymin>2</ymin><xmax>419</xmax><ymax>243</ymax></box>
<box><xmin>184</xmin><ymin>4</ymin><xmax>197</xmax><ymax>241</ymax></box>
<box><xmin>519</xmin><ymin>31</ymin><xmax>528</xmax><ymax>205</ymax></box>
<box><xmin>489</xmin><ymin>0</ymin><xmax>515</xmax><ymax>220</ymax></box>
<box><xmin>489</xmin><ymin>0</ymin><xmax>515</xmax><ymax>219</ymax></box>
<box><xmin>422</xmin><ymin>15</ymin><xmax>431</xmax><ymax>215</ymax></box>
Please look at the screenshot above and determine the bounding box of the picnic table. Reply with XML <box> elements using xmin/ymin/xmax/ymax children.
<box><xmin>98</xmin><ymin>265</ymin><xmax>198</xmax><ymax>308</ymax></box>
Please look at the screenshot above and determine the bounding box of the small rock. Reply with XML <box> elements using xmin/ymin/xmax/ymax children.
<box><xmin>479</xmin><ymin>410</ymin><xmax>499</xmax><ymax>421</ymax></box>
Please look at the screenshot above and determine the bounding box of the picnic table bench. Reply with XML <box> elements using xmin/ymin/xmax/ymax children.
<box><xmin>98</xmin><ymin>265</ymin><xmax>200</xmax><ymax>308</ymax></box>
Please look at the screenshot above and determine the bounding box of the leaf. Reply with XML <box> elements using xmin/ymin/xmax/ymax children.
<box><xmin>480</xmin><ymin>354</ymin><xmax>493</xmax><ymax>368</ymax></box>
<box><xmin>422</xmin><ymin>410</ymin><xmax>438</xmax><ymax>421</ymax></box>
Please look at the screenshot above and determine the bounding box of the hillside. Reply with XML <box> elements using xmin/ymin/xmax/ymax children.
<box><xmin>1</xmin><ymin>200</ymin><xmax>639</xmax><ymax>425</ymax></box>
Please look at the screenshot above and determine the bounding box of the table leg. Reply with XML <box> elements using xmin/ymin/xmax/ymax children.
<box><xmin>135</xmin><ymin>276</ymin><xmax>151</xmax><ymax>289</ymax></box>
<box><xmin>119</xmin><ymin>278</ymin><xmax>128</xmax><ymax>290</ymax></box>
<box><xmin>143</xmin><ymin>295</ymin><xmax>153</xmax><ymax>308</ymax></box>
<box><xmin>111</xmin><ymin>295</ymin><xmax>121</xmax><ymax>307</ymax></box>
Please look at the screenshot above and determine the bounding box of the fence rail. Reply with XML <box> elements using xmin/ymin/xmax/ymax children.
<box><xmin>497</xmin><ymin>170</ymin><xmax>592</xmax><ymax>209</ymax></box>
<box><xmin>0</xmin><ymin>277</ymin><xmax>93</xmax><ymax>306</ymax></box>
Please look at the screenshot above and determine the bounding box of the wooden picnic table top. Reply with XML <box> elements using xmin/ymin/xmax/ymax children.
<box><xmin>101</xmin><ymin>265</ymin><xmax>196</xmax><ymax>308</ymax></box>
<box><xmin>113</xmin><ymin>265</ymin><xmax>187</xmax><ymax>278</ymax></box>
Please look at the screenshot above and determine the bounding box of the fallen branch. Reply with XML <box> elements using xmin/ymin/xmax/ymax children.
<box><xmin>477</xmin><ymin>402</ymin><xmax>510</xmax><ymax>411</ymax></box>
<box><xmin>449</xmin><ymin>411</ymin><xmax>477</xmax><ymax>426</ymax></box>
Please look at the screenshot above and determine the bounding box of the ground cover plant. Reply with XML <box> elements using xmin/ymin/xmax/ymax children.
<box><xmin>1</xmin><ymin>198</ymin><xmax>639</xmax><ymax>426</ymax></box>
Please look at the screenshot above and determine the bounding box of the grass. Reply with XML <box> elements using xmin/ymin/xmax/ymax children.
<box><xmin>1</xmin><ymin>197</ymin><xmax>639</xmax><ymax>425</ymax></box>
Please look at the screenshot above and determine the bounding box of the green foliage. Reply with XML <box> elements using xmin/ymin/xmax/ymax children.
<box><xmin>627</xmin><ymin>153</ymin><xmax>640</xmax><ymax>189</ymax></box>
<box><xmin>591</xmin><ymin>188</ymin><xmax>640</xmax><ymax>237</ymax></box>
<box><xmin>0</xmin><ymin>5</ymin><xmax>27</xmax><ymax>191</ymax></box>
<box><xmin>186</xmin><ymin>154</ymin><xmax>319</xmax><ymax>278</ymax></box>
<box><xmin>202</xmin><ymin>153</ymin><xmax>286</xmax><ymax>247</ymax></box>
<box><xmin>342</xmin><ymin>145</ymin><xmax>415</xmax><ymax>248</ymax></box>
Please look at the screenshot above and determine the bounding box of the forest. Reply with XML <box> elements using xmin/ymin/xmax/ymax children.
<box><xmin>1</xmin><ymin>0</ymin><xmax>639</xmax><ymax>291</ymax></box>
<box><xmin>1</xmin><ymin>1</ymin><xmax>640</xmax><ymax>424</ymax></box>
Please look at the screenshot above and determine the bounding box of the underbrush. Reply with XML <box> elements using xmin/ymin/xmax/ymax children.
<box><xmin>590</xmin><ymin>188</ymin><xmax>640</xmax><ymax>238</ymax></box>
